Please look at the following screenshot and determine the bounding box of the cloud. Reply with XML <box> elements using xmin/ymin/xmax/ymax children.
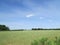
<box><xmin>40</xmin><ymin>17</ymin><xmax>44</xmax><ymax>19</ymax></box>
<box><xmin>0</xmin><ymin>0</ymin><xmax>60</xmax><ymax>29</ymax></box>
<box><xmin>26</xmin><ymin>14</ymin><xmax>34</xmax><ymax>18</ymax></box>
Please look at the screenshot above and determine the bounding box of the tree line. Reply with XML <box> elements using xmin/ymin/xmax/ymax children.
<box><xmin>0</xmin><ymin>24</ymin><xmax>60</xmax><ymax>31</ymax></box>
<box><xmin>32</xmin><ymin>28</ymin><xmax>60</xmax><ymax>30</ymax></box>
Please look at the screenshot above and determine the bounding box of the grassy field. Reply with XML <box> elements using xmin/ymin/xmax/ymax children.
<box><xmin>0</xmin><ymin>30</ymin><xmax>60</xmax><ymax>45</ymax></box>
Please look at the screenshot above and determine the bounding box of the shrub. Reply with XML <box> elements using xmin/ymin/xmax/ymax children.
<box><xmin>31</xmin><ymin>37</ymin><xmax>60</xmax><ymax>45</ymax></box>
<box><xmin>0</xmin><ymin>25</ymin><xmax>10</xmax><ymax>31</ymax></box>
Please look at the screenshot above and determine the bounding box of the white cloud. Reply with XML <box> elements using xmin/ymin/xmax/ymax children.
<box><xmin>26</xmin><ymin>14</ymin><xmax>34</xmax><ymax>18</ymax></box>
<box><xmin>40</xmin><ymin>17</ymin><xmax>44</xmax><ymax>19</ymax></box>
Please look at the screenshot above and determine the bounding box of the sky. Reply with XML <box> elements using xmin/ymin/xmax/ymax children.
<box><xmin>0</xmin><ymin>0</ymin><xmax>60</xmax><ymax>29</ymax></box>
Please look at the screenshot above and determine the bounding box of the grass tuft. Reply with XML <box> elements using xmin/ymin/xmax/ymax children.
<box><xmin>31</xmin><ymin>36</ymin><xmax>60</xmax><ymax>45</ymax></box>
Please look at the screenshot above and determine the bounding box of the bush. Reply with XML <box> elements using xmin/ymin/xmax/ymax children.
<box><xmin>0</xmin><ymin>25</ymin><xmax>10</xmax><ymax>31</ymax></box>
<box><xmin>31</xmin><ymin>37</ymin><xmax>60</xmax><ymax>45</ymax></box>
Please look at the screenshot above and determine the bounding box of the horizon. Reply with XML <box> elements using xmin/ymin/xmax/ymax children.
<box><xmin>0</xmin><ymin>0</ymin><xmax>60</xmax><ymax>29</ymax></box>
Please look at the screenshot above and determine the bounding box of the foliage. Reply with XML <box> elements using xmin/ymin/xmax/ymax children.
<box><xmin>32</xmin><ymin>28</ymin><xmax>60</xmax><ymax>30</ymax></box>
<box><xmin>0</xmin><ymin>25</ymin><xmax>10</xmax><ymax>31</ymax></box>
<box><xmin>31</xmin><ymin>37</ymin><xmax>60</xmax><ymax>45</ymax></box>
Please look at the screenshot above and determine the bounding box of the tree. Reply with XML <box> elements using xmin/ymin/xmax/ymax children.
<box><xmin>0</xmin><ymin>25</ymin><xmax>10</xmax><ymax>31</ymax></box>
<box><xmin>32</xmin><ymin>28</ymin><xmax>44</xmax><ymax>30</ymax></box>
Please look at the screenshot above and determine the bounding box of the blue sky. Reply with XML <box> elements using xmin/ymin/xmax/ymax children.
<box><xmin>0</xmin><ymin>0</ymin><xmax>60</xmax><ymax>29</ymax></box>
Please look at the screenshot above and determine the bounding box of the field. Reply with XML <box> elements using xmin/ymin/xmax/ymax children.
<box><xmin>0</xmin><ymin>30</ymin><xmax>60</xmax><ymax>45</ymax></box>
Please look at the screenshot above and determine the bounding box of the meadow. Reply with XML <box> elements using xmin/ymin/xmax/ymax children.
<box><xmin>0</xmin><ymin>30</ymin><xmax>60</xmax><ymax>45</ymax></box>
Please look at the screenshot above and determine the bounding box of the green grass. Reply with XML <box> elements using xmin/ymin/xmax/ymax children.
<box><xmin>0</xmin><ymin>30</ymin><xmax>60</xmax><ymax>45</ymax></box>
<box><xmin>31</xmin><ymin>36</ymin><xmax>60</xmax><ymax>45</ymax></box>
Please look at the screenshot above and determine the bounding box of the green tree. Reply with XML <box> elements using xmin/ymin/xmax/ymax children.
<box><xmin>0</xmin><ymin>25</ymin><xmax>10</xmax><ymax>31</ymax></box>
